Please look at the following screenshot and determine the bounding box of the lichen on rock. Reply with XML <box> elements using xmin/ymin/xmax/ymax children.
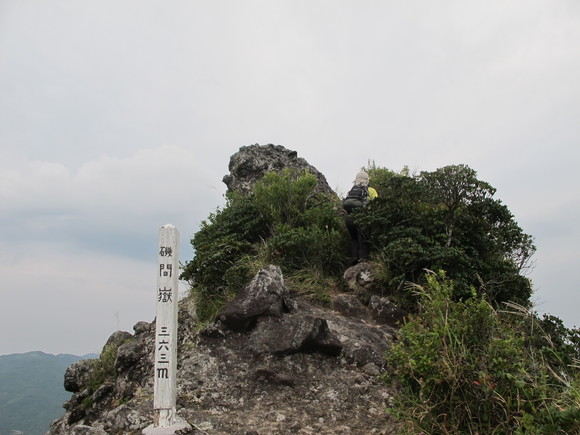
<box><xmin>222</xmin><ymin>143</ymin><xmax>335</xmax><ymax>197</ymax></box>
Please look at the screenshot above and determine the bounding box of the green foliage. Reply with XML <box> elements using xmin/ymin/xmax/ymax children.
<box><xmin>284</xmin><ymin>268</ymin><xmax>343</xmax><ymax>304</ymax></box>
<box><xmin>253</xmin><ymin>169</ymin><xmax>318</xmax><ymax>230</ymax></box>
<box><xmin>182</xmin><ymin>169</ymin><xmax>348</xmax><ymax>322</ymax></box>
<box><xmin>519</xmin><ymin>311</ymin><xmax>580</xmax><ymax>381</ymax></box>
<box><xmin>360</xmin><ymin>164</ymin><xmax>535</xmax><ymax>307</ymax></box>
<box><xmin>385</xmin><ymin>271</ymin><xmax>580</xmax><ymax>434</ymax></box>
<box><xmin>267</xmin><ymin>222</ymin><xmax>346</xmax><ymax>273</ymax></box>
<box><xmin>184</xmin><ymin>163</ymin><xmax>536</xmax><ymax>320</ymax></box>
<box><xmin>181</xmin><ymin>159</ymin><xmax>577</xmax><ymax>434</ymax></box>
<box><xmin>85</xmin><ymin>338</ymin><xmax>132</xmax><ymax>399</ymax></box>
<box><xmin>181</xmin><ymin>192</ymin><xmax>267</xmax><ymax>288</ymax></box>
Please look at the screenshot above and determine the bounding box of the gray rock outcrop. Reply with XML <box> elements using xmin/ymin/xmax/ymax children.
<box><xmin>64</xmin><ymin>359</ymin><xmax>98</xmax><ymax>393</ymax></box>
<box><xmin>223</xmin><ymin>143</ymin><xmax>335</xmax><ymax>196</ymax></box>
<box><xmin>50</xmin><ymin>145</ymin><xmax>405</xmax><ymax>434</ymax></box>
<box><xmin>49</xmin><ymin>266</ymin><xmax>400</xmax><ymax>434</ymax></box>
<box><xmin>343</xmin><ymin>262</ymin><xmax>378</xmax><ymax>293</ymax></box>
<box><xmin>217</xmin><ymin>264</ymin><xmax>295</xmax><ymax>332</ymax></box>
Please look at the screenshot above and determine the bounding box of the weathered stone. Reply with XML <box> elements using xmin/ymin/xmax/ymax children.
<box><xmin>102</xmin><ymin>404</ymin><xmax>152</xmax><ymax>433</ymax></box>
<box><xmin>69</xmin><ymin>425</ymin><xmax>107</xmax><ymax>435</ymax></box>
<box><xmin>115</xmin><ymin>338</ymin><xmax>144</xmax><ymax>372</ymax></box>
<box><xmin>218</xmin><ymin>265</ymin><xmax>293</xmax><ymax>332</ymax></box>
<box><xmin>222</xmin><ymin>143</ymin><xmax>335</xmax><ymax>197</ymax></box>
<box><xmin>48</xmin><ymin>144</ymin><xmax>404</xmax><ymax>435</ymax></box>
<box><xmin>331</xmin><ymin>293</ymin><xmax>368</xmax><ymax>319</ymax></box>
<box><xmin>51</xmin><ymin>268</ymin><xmax>401</xmax><ymax>434</ymax></box>
<box><xmin>326</xmin><ymin>315</ymin><xmax>394</xmax><ymax>368</ymax></box>
<box><xmin>67</xmin><ymin>403</ymin><xmax>87</xmax><ymax>425</ymax></box>
<box><xmin>369</xmin><ymin>295</ymin><xmax>406</xmax><ymax>327</ymax></box>
<box><xmin>133</xmin><ymin>321</ymin><xmax>151</xmax><ymax>335</ymax></box>
<box><xmin>63</xmin><ymin>387</ymin><xmax>90</xmax><ymax>411</ymax></box>
<box><xmin>254</xmin><ymin>367</ymin><xmax>296</xmax><ymax>386</ymax></box>
<box><xmin>102</xmin><ymin>330</ymin><xmax>133</xmax><ymax>353</ymax></box>
<box><xmin>362</xmin><ymin>362</ymin><xmax>381</xmax><ymax>376</ymax></box>
<box><xmin>248</xmin><ymin>314</ymin><xmax>342</xmax><ymax>357</ymax></box>
<box><xmin>92</xmin><ymin>382</ymin><xmax>114</xmax><ymax>403</ymax></box>
<box><xmin>64</xmin><ymin>358</ymin><xmax>98</xmax><ymax>393</ymax></box>
<box><xmin>199</xmin><ymin>321</ymin><xmax>227</xmax><ymax>339</ymax></box>
<box><xmin>343</xmin><ymin>262</ymin><xmax>377</xmax><ymax>292</ymax></box>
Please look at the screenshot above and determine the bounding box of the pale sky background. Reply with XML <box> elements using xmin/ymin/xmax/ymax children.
<box><xmin>1</xmin><ymin>0</ymin><xmax>579</xmax><ymax>356</ymax></box>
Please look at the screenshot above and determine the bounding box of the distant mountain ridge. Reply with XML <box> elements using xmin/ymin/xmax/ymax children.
<box><xmin>0</xmin><ymin>351</ymin><xmax>97</xmax><ymax>435</ymax></box>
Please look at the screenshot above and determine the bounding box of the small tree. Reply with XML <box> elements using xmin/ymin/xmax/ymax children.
<box><xmin>359</xmin><ymin>164</ymin><xmax>535</xmax><ymax>306</ymax></box>
<box><xmin>420</xmin><ymin>164</ymin><xmax>495</xmax><ymax>247</ymax></box>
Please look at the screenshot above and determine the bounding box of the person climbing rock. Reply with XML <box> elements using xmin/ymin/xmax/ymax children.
<box><xmin>342</xmin><ymin>171</ymin><xmax>378</xmax><ymax>264</ymax></box>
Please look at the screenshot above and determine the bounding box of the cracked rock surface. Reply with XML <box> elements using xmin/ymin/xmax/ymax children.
<box><xmin>49</xmin><ymin>265</ymin><xmax>401</xmax><ymax>434</ymax></box>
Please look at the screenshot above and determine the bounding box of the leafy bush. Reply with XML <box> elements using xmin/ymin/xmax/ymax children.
<box><xmin>385</xmin><ymin>271</ymin><xmax>580</xmax><ymax>434</ymax></box>
<box><xmin>181</xmin><ymin>192</ymin><xmax>266</xmax><ymax>288</ymax></box>
<box><xmin>180</xmin><ymin>159</ymin><xmax>578</xmax><ymax>434</ymax></box>
<box><xmin>182</xmin><ymin>169</ymin><xmax>348</xmax><ymax>321</ymax></box>
<box><xmin>183</xmin><ymin>163</ymin><xmax>537</xmax><ymax>320</ymax></box>
<box><xmin>359</xmin><ymin>164</ymin><xmax>535</xmax><ymax>307</ymax></box>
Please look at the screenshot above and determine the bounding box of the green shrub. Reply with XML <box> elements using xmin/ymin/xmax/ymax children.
<box><xmin>359</xmin><ymin>164</ymin><xmax>535</xmax><ymax>308</ymax></box>
<box><xmin>385</xmin><ymin>271</ymin><xmax>580</xmax><ymax>434</ymax></box>
<box><xmin>253</xmin><ymin>169</ymin><xmax>319</xmax><ymax>230</ymax></box>
<box><xmin>181</xmin><ymin>192</ymin><xmax>267</xmax><ymax>289</ymax></box>
<box><xmin>182</xmin><ymin>169</ymin><xmax>349</xmax><ymax>322</ymax></box>
<box><xmin>267</xmin><ymin>224</ymin><xmax>345</xmax><ymax>273</ymax></box>
<box><xmin>84</xmin><ymin>337</ymin><xmax>133</xmax><ymax>405</ymax></box>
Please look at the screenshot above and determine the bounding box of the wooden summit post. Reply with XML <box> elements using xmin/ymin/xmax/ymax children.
<box><xmin>153</xmin><ymin>224</ymin><xmax>179</xmax><ymax>427</ymax></box>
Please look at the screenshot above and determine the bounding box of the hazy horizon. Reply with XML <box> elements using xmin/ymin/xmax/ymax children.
<box><xmin>1</xmin><ymin>0</ymin><xmax>578</xmax><ymax>355</ymax></box>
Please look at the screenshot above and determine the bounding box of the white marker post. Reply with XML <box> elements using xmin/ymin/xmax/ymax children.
<box><xmin>153</xmin><ymin>224</ymin><xmax>179</xmax><ymax>427</ymax></box>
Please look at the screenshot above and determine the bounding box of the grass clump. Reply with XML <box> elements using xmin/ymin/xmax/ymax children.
<box><xmin>83</xmin><ymin>336</ymin><xmax>133</xmax><ymax>406</ymax></box>
<box><xmin>385</xmin><ymin>270</ymin><xmax>580</xmax><ymax>434</ymax></box>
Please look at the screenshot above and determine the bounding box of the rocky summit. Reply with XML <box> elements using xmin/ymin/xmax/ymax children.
<box><xmin>222</xmin><ymin>143</ymin><xmax>335</xmax><ymax>197</ymax></box>
<box><xmin>49</xmin><ymin>145</ymin><xmax>402</xmax><ymax>434</ymax></box>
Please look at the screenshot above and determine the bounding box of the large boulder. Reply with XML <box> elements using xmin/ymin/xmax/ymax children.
<box><xmin>64</xmin><ymin>359</ymin><xmax>98</xmax><ymax>393</ymax></box>
<box><xmin>217</xmin><ymin>264</ymin><xmax>296</xmax><ymax>332</ymax></box>
<box><xmin>331</xmin><ymin>294</ymin><xmax>368</xmax><ymax>319</ymax></box>
<box><xmin>248</xmin><ymin>314</ymin><xmax>342</xmax><ymax>357</ymax></box>
<box><xmin>114</xmin><ymin>339</ymin><xmax>145</xmax><ymax>372</ymax></box>
<box><xmin>223</xmin><ymin>143</ymin><xmax>336</xmax><ymax>196</ymax></box>
<box><xmin>343</xmin><ymin>262</ymin><xmax>377</xmax><ymax>293</ymax></box>
<box><xmin>49</xmin><ymin>141</ymin><xmax>404</xmax><ymax>434</ymax></box>
<box><xmin>368</xmin><ymin>295</ymin><xmax>406</xmax><ymax>327</ymax></box>
<box><xmin>215</xmin><ymin>265</ymin><xmax>393</xmax><ymax>367</ymax></box>
<box><xmin>101</xmin><ymin>330</ymin><xmax>133</xmax><ymax>354</ymax></box>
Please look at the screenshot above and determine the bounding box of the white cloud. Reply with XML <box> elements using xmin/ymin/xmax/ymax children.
<box><xmin>0</xmin><ymin>146</ymin><xmax>225</xmax><ymax>256</ymax></box>
<box><xmin>0</xmin><ymin>242</ymin><xmax>158</xmax><ymax>355</ymax></box>
<box><xmin>1</xmin><ymin>0</ymin><xmax>579</xmax><ymax>354</ymax></box>
<box><xmin>0</xmin><ymin>145</ymin><xmax>224</xmax><ymax>354</ymax></box>
<box><xmin>0</xmin><ymin>160</ymin><xmax>72</xmax><ymax>211</ymax></box>
<box><xmin>0</xmin><ymin>243</ymin><xmax>144</xmax><ymax>354</ymax></box>
<box><xmin>73</xmin><ymin>146</ymin><xmax>223</xmax><ymax>217</ymax></box>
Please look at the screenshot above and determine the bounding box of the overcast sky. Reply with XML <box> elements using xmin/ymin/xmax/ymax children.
<box><xmin>1</xmin><ymin>0</ymin><xmax>579</xmax><ymax>356</ymax></box>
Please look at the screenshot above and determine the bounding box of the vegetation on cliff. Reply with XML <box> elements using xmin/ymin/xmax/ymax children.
<box><xmin>357</xmin><ymin>163</ymin><xmax>536</xmax><ymax>308</ymax></box>
<box><xmin>182</xmin><ymin>159</ymin><xmax>579</xmax><ymax>434</ymax></box>
<box><xmin>183</xmin><ymin>163</ymin><xmax>536</xmax><ymax>317</ymax></box>
<box><xmin>387</xmin><ymin>271</ymin><xmax>579</xmax><ymax>434</ymax></box>
<box><xmin>181</xmin><ymin>169</ymin><xmax>347</xmax><ymax>321</ymax></box>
